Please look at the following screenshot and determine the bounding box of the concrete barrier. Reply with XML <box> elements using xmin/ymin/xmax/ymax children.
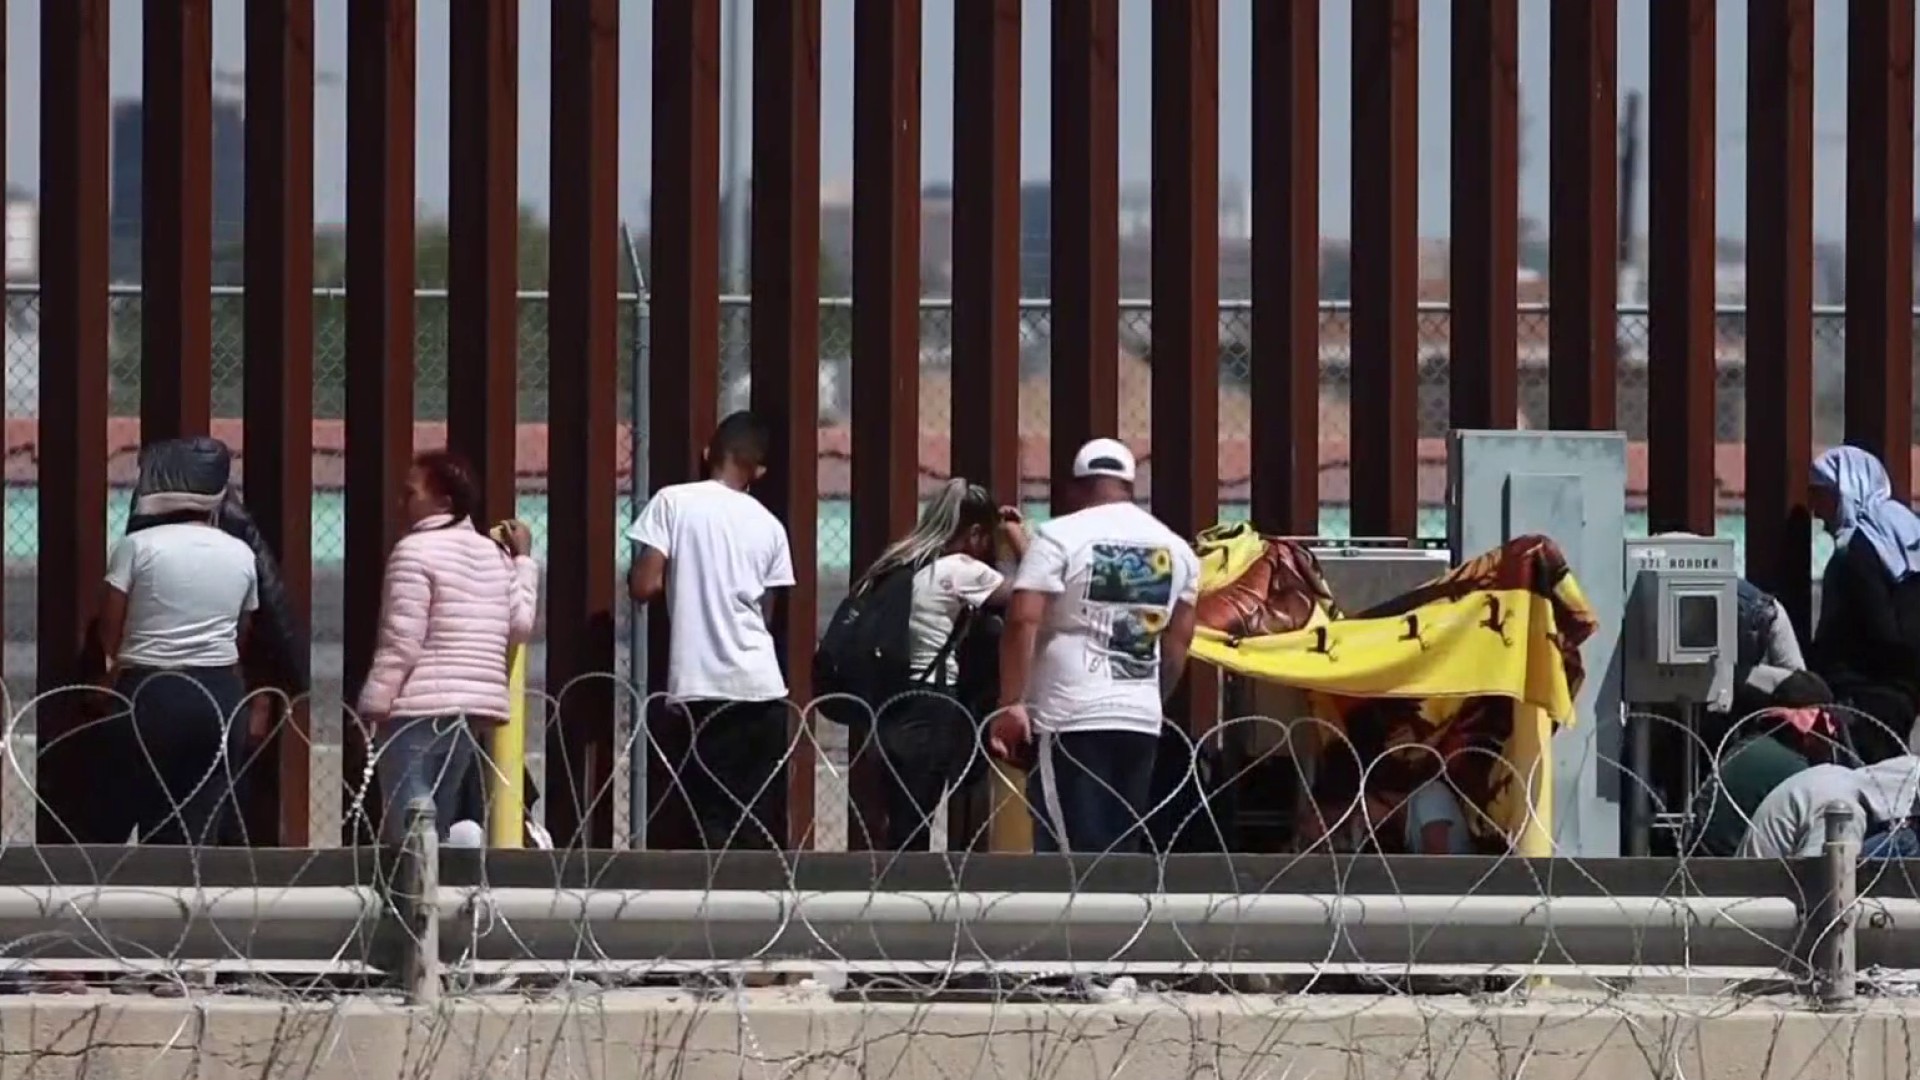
<box><xmin>0</xmin><ymin>990</ymin><xmax>1913</xmax><ymax>1079</ymax></box>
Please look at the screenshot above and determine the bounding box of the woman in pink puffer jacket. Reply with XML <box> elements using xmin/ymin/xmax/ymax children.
<box><xmin>359</xmin><ymin>450</ymin><xmax>538</xmax><ymax>843</ymax></box>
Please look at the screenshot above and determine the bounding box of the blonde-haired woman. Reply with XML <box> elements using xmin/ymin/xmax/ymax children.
<box><xmin>849</xmin><ymin>479</ymin><xmax>1026</xmax><ymax>849</ymax></box>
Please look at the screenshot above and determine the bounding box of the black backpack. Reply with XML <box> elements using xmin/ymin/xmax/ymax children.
<box><xmin>813</xmin><ymin>563</ymin><xmax>970</xmax><ymax>726</ymax></box>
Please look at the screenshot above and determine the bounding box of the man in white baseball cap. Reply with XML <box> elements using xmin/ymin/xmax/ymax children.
<box><xmin>1070</xmin><ymin>437</ymin><xmax>1137</xmax><ymax>484</ymax></box>
<box><xmin>990</xmin><ymin>437</ymin><xmax>1200</xmax><ymax>855</ymax></box>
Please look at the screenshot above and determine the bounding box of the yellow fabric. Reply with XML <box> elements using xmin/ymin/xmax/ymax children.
<box><xmin>1189</xmin><ymin>532</ymin><xmax>1595</xmax><ymax>844</ymax></box>
<box><xmin>1190</xmin><ymin>585</ymin><xmax>1580</xmax><ymax>723</ymax></box>
<box><xmin>1195</xmin><ymin>522</ymin><xmax>1278</xmax><ymax>601</ymax></box>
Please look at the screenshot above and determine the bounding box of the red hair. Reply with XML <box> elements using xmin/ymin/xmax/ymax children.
<box><xmin>413</xmin><ymin>450</ymin><xmax>480</xmax><ymax>524</ymax></box>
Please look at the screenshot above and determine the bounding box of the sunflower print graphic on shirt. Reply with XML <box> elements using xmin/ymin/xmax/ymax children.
<box><xmin>1085</xmin><ymin>543</ymin><xmax>1178</xmax><ymax>681</ymax></box>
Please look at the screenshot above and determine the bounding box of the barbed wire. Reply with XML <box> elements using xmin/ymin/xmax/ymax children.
<box><xmin>0</xmin><ymin>680</ymin><xmax>1907</xmax><ymax>987</ymax></box>
<box><xmin>0</xmin><ymin>679</ymin><xmax>1907</xmax><ymax>1074</ymax></box>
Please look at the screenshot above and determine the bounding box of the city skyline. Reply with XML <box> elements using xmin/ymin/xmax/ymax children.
<box><xmin>0</xmin><ymin>0</ymin><xmax>1885</xmax><ymax>241</ymax></box>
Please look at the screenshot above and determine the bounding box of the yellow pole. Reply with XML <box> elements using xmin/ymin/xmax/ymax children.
<box><xmin>1510</xmin><ymin>703</ymin><xmax>1554</xmax><ymax>990</ymax></box>
<box><xmin>1512</xmin><ymin>704</ymin><xmax>1554</xmax><ymax>858</ymax></box>
<box><xmin>986</xmin><ymin>761</ymin><xmax>1032</xmax><ymax>852</ymax></box>
<box><xmin>488</xmin><ymin>642</ymin><xmax>528</xmax><ymax>848</ymax></box>
<box><xmin>487</xmin><ymin>521</ymin><xmax>528</xmax><ymax>849</ymax></box>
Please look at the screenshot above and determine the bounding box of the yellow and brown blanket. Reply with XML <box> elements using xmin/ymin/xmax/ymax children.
<box><xmin>1190</xmin><ymin>525</ymin><xmax>1599</xmax><ymax>845</ymax></box>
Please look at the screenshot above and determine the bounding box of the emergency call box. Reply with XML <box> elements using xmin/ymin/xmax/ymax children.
<box><xmin>1623</xmin><ymin>536</ymin><xmax>1738</xmax><ymax>709</ymax></box>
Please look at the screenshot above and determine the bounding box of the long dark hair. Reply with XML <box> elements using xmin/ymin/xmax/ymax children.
<box><xmin>414</xmin><ymin>450</ymin><xmax>480</xmax><ymax>527</ymax></box>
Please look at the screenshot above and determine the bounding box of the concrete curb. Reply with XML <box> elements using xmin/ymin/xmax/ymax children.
<box><xmin>0</xmin><ymin>989</ymin><xmax>1913</xmax><ymax>1079</ymax></box>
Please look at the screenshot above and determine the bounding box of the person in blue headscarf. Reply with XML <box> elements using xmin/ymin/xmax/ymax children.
<box><xmin>1807</xmin><ymin>446</ymin><xmax>1920</xmax><ymax>762</ymax></box>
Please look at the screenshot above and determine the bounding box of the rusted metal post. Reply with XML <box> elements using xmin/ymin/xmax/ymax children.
<box><xmin>1845</xmin><ymin>0</ymin><xmax>1915</xmax><ymax>499</ymax></box>
<box><xmin>244</xmin><ymin>0</ymin><xmax>317</xmax><ymax>846</ymax></box>
<box><xmin>1152</xmin><ymin>0</ymin><xmax>1220</xmax><ymax>736</ymax></box>
<box><xmin>1647</xmin><ymin>0</ymin><xmax>1717</xmax><ymax>536</ymax></box>
<box><xmin>344</xmin><ymin>0</ymin><xmax>417</xmax><ymax>844</ymax></box>
<box><xmin>394</xmin><ymin>798</ymin><xmax>441</xmax><ymax>1004</ymax></box>
<box><xmin>1746</xmin><ymin>0</ymin><xmax>1816</xmax><ymax>635</ymax></box>
<box><xmin>1250</xmin><ymin>1</ymin><xmax>1319</xmax><ymax>535</ymax></box>
<box><xmin>0</xmin><ymin>0</ymin><xmax>7</xmax><ymax>818</ymax></box>
<box><xmin>38</xmin><ymin>0</ymin><xmax>112</xmax><ymax>843</ymax></box>
<box><xmin>849</xmin><ymin>0</ymin><xmax>922</xmax><ymax>576</ymax></box>
<box><xmin>751</xmin><ymin>0</ymin><xmax>822</xmax><ymax>850</ymax></box>
<box><xmin>848</xmin><ymin>0</ymin><xmax>923</xmax><ymax>850</ymax></box>
<box><xmin>1449</xmin><ymin>0</ymin><xmax>1519</xmax><ymax>432</ymax></box>
<box><xmin>949</xmin><ymin>0</ymin><xmax>1022</xmax><ymax>852</ymax></box>
<box><xmin>1349</xmin><ymin>0</ymin><xmax>1419</xmax><ymax>539</ymax></box>
<box><xmin>643</xmin><ymin>0</ymin><xmax>720</xmax><ymax>851</ymax></box>
<box><xmin>548</xmin><ymin>0</ymin><xmax>622</xmax><ymax>849</ymax></box>
<box><xmin>447</xmin><ymin>0</ymin><xmax>520</xmax><ymax>528</ymax></box>
<box><xmin>952</xmin><ymin>0</ymin><xmax>1022</xmax><ymax>509</ymax></box>
<box><xmin>649</xmin><ymin>0</ymin><xmax>722</xmax><ymax>498</ymax></box>
<box><xmin>1547</xmin><ymin>0</ymin><xmax>1618</xmax><ymax>431</ymax></box>
<box><xmin>1812</xmin><ymin>801</ymin><xmax>1859</xmax><ymax>1007</ymax></box>
<box><xmin>141</xmin><ymin>0</ymin><xmax>214</xmax><ymax>441</ymax></box>
<box><xmin>0</xmin><ymin>0</ymin><xmax>9</xmax><ymax>837</ymax></box>
<box><xmin>1049</xmin><ymin>0</ymin><xmax>1120</xmax><ymax>509</ymax></box>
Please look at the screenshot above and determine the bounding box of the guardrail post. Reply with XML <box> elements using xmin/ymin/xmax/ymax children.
<box><xmin>1811</xmin><ymin>800</ymin><xmax>1858</xmax><ymax>1008</ymax></box>
<box><xmin>395</xmin><ymin>797</ymin><xmax>441</xmax><ymax>1005</ymax></box>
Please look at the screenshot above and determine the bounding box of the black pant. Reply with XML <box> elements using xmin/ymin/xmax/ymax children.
<box><xmin>872</xmin><ymin>692</ymin><xmax>981</xmax><ymax>850</ymax></box>
<box><xmin>670</xmin><ymin>698</ymin><xmax>791</xmax><ymax>850</ymax></box>
<box><xmin>107</xmin><ymin>666</ymin><xmax>246</xmax><ymax>846</ymax></box>
<box><xmin>1028</xmin><ymin>729</ymin><xmax>1160</xmax><ymax>855</ymax></box>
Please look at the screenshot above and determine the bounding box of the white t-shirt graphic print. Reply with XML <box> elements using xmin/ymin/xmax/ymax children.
<box><xmin>626</xmin><ymin>480</ymin><xmax>796</xmax><ymax>701</ymax></box>
<box><xmin>1010</xmin><ymin>501</ymin><xmax>1201</xmax><ymax>736</ymax></box>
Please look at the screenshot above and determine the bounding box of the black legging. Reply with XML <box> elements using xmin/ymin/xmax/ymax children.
<box><xmin>868</xmin><ymin>612</ymin><xmax>1005</xmax><ymax>851</ymax></box>
<box><xmin>107</xmin><ymin>666</ymin><xmax>246</xmax><ymax>846</ymax></box>
<box><xmin>873</xmin><ymin>691</ymin><xmax>982</xmax><ymax>850</ymax></box>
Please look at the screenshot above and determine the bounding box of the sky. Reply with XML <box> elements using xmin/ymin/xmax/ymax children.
<box><xmin>1</xmin><ymin>0</ymin><xmax>1882</xmax><ymax>241</ymax></box>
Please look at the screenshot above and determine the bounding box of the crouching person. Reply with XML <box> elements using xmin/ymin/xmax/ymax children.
<box><xmin>1737</xmin><ymin>754</ymin><xmax>1920</xmax><ymax>859</ymax></box>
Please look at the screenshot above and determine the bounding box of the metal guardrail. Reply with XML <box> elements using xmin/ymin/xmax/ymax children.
<box><xmin>4</xmin><ymin>803</ymin><xmax>1889</xmax><ymax>1008</ymax></box>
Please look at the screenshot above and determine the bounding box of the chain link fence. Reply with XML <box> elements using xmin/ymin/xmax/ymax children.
<box><xmin>0</xmin><ymin>287</ymin><xmax>1881</xmax><ymax>651</ymax></box>
<box><xmin>727</xmin><ymin>297</ymin><xmax>1860</xmax><ymax>561</ymax></box>
<box><xmin>0</xmin><ymin>285</ymin><xmax>1887</xmax><ymax>843</ymax></box>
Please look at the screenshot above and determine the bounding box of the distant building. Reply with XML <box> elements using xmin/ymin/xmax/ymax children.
<box><xmin>920</xmin><ymin>185</ymin><xmax>954</xmax><ymax>296</ymax></box>
<box><xmin>5</xmin><ymin>198</ymin><xmax>35</xmax><ymax>418</ymax></box>
<box><xmin>1118</xmin><ymin>182</ymin><xmax>1152</xmax><ymax>239</ymax></box>
<box><xmin>1116</xmin><ymin>179</ymin><xmax>1250</xmax><ymax>242</ymax></box>
<box><xmin>1019</xmin><ymin>182</ymin><xmax>1051</xmax><ymax>298</ymax></box>
<box><xmin>109</xmin><ymin>95</ymin><xmax>247</xmax><ymax>283</ymax></box>
<box><xmin>1218</xmin><ymin>179</ymin><xmax>1249</xmax><ymax>241</ymax></box>
<box><xmin>5</xmin><ymin>199</ymin><xmax>36</xmax><ymax>281</ymax></box>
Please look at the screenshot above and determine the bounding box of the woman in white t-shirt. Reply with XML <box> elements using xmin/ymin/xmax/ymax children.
<box><xmin>95</xmin><ymin>490</ymin><xmax>261</xmax><ymax>846</ymax></box>
<box><xmin>853</xmin><ymin>479</ymin><xmax>1027</xmax><ymax>849</ymax></box>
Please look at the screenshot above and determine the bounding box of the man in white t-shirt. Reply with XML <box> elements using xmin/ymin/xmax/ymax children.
<box><xmin>989</xmin><ymin>438</ymin><xmax>1201</xmax><ymax>855</ymax></box>
<box><xmin>627</xmin><ymin>411</ymin><xmax>797</xmax><ymax>850</ymax></box>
